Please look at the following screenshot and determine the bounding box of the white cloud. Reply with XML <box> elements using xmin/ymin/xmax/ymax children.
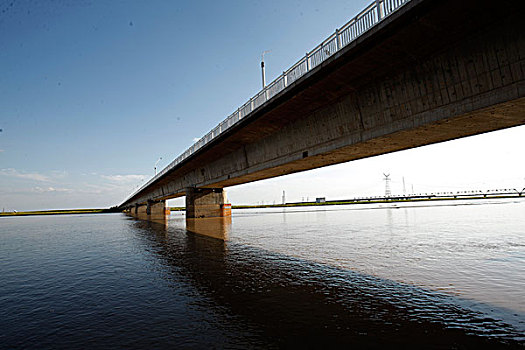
<box><xmin>32</xmin><ymin>186</ymin><xmax>72</xmax><ymax>193</ymax></box>
<box><xmin>0</xmin><ymin>168</ymin><xmax>50</xmax><ymax>182</ymax></box>
<box><xmin>0</xmin><ymin>186</ymin><xmax>72</xmax><ymax>194</ymax></box>
<box><xmin>101</xmin><ymin>174</ymin><xmax>146</xmax><ymax>183</ymax></box>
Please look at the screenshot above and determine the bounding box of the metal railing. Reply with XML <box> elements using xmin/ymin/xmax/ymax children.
<box><xmin>123</xmin><ymin>0</ymin><xmax>411</xmax><ymax>204</ymax></box>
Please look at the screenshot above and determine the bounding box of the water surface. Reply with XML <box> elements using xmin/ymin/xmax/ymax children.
<box><xmin>1</xmin><ymin>199</ymin><xmax>524</xmax><ymax>348</ymax></box>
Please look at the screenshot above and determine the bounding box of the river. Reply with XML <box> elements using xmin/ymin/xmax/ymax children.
<box><xmin>1</xmin><ymin>199</ymin><xmax>524</xmax><ymax>348</ymax></box>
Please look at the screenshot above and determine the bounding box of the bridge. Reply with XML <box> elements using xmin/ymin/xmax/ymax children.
<box><xmin>120</xmin><ymin>0</ymin><xmax>525</xmax><ymax>221</ymax></box>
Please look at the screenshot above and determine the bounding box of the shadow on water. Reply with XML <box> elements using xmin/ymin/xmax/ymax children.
<box><xmin>129</xmin><ymin>217</ymin><xmax>524</xmax><ymax>349</ymax></box>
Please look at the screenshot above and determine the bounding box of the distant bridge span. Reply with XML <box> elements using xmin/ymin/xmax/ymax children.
<box><xmin>120</xmin><ymin>0</ymin><xmax>525</xmax><ymax>219</ymax></box>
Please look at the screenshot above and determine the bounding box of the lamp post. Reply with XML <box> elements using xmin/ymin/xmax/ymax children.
<box><xmin>261</xmin><ymin>50</ymin><xmax>271</xmax><ymax>89</ymax></box>
<box><xmin>154</xmin><ymin>157</ymin><xmax>162</xmax><ymax>175</ymax></box>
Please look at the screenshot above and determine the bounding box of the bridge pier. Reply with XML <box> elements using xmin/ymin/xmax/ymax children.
<box><xmin>126</xmin><ymin>200</ymin><xmax>169</xmax><ymax>221</ymax></box>
<box><xmin>185</xmin><ymin>187</ymin><xmax>231</xmax><ymax>218</ymax></box>
<box><xmin>147</xmin><ymin>200</ymin><xmax>170</xmax><ymax>220</ymax></box>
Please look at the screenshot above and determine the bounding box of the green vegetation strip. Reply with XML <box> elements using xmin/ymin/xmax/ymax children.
<box><xmin>0</xmin><ymin>209</ymin><xmax>109</xmax><ymax>217</ymax></box>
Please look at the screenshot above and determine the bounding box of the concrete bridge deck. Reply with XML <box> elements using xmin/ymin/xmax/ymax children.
<box><xmin>120</xmin><ymin>0</ymin><xmax>525</xmax><ymax>219</ymax></box>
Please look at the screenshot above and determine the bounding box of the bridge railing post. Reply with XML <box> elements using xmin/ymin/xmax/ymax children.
<box><xmin>336</xmin><ymin>29</ymin><xmax>341</xmax><ymax>51</ymax></box>
<box><xmin>376</xmin><ymin>0</ymin><xmax>383</xmax><ymax>21</ymax></box>
<box><xmin>305</xmin><ymin>53</ymin><xmax>310</xmax><ymax>72</ymax></box>
<box><xmin>283</xmin><ymin>71</ymin><xmax>288</xmax><ymax>87</ymax></box>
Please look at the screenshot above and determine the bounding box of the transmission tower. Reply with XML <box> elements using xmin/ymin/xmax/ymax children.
<box><xmin>383</xmin><ymin>173</ymin><xmax>391</xmax><ymax>197</ymax></box>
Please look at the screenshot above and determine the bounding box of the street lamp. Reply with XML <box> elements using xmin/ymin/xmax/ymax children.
<box><xmin>261</xmin><ymin>50</ymin><xmax>271</xmax><ymax>89</ymax></box>
<box><xmin>154</xmin><ymin>157</ymin><xmax>162</xmax><ymax>175</ymax></box>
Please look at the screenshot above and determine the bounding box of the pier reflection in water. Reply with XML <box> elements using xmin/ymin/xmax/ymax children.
<box><xmin>186</xmin><ymin>216</ymin><xmax>231</xmax><ymax>240</ymax></box>
<box><xmin>126</xmin><ymin>213</ymin><xmax>232</xmax><ymax>239</ymax></box>
<box><xmin>129</xmin><ymin>205</ymin><xmax>524</xmax><ymax>348</ymax></box>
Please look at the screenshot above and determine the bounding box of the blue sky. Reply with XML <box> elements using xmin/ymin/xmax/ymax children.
<box><xmin>1</xmin><ymin>0</ymin><xmax>524</xmax><ymax>211</ymax></box>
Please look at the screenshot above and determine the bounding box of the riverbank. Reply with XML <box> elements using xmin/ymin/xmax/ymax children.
<box><xmin>0</xmin><ymin>208</ymin><xmax>116</xmax><ymax>217</ymax></box>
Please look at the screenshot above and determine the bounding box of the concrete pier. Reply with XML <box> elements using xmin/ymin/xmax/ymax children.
<box><xmin>185</xmin><ymin>188</ymin><xmax>231</xmax><ymax>218</ymax></box>
<box><xmin>147</xmin><ymin>200</ymin><xmax>170</xmax><ymax>220</ymax></box>
<box><xmin>127</xmin><ymin>200</ymin><xmax>169</xmax><ymax>221</ymax></box>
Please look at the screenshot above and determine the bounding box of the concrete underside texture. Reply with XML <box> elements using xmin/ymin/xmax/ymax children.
<box><xmin>186</xmin><ymin>188</ymin><xmax>231</xmax><ymax>218</ymax></box>
<box><xmin>121</xmin><ymin>0</ymin><xmax>525</xmax><ymax>211</ymax></box>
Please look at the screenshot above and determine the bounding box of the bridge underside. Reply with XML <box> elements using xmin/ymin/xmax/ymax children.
<box><xmin>121</xmin><ymin>0</ymin><xmax>525</xmax><ymax>219</ymax></box>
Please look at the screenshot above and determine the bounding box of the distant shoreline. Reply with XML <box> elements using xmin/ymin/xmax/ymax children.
<box><xmin>0</xmin><ymin>208</ymin><xmax>115</xmax><ymax>217</ymax></box>
<box><xmin>2</xmin><ymin>194</ymin><xmax>523</xmax><ymax>217</ymax></box>
<box><xmin>174</xmin><ymin>194</ymin><xmax>524</xmax><ymax>211</ymax></box>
